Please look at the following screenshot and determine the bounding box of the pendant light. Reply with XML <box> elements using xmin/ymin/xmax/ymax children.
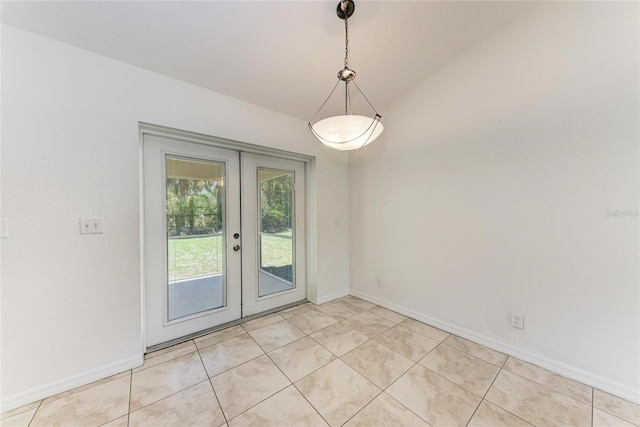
<box><xmin>308</xmin><ymin>0</ymin><xmax>383</xmax><ymax>151</ymax></box>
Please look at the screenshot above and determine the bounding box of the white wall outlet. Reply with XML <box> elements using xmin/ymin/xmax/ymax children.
<box><xmin>511</xmin><ymin>312</ymin><xmax>524</xmax><ymax>329</ymax></box>
<box><xmin>80</xmin><ymin>218</ymin><xmax>103</xmax><ymax>234</ymax></box>
<box><xmin>376</xmin><ymin>278</ymin><xmax>383</xmax><ymax>288</ymax></box>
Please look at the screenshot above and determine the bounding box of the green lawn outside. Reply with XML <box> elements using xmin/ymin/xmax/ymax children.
<box><xmin>168</xmin><ymin>233</ymin><xmax>293</xmax><ymax>281</ymax></box>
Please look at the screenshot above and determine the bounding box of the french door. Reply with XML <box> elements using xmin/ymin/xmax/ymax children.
<box><xmin>143</xmin><ymin>134</ymin><xmax>306</xmax><ymax>347</ymax></box>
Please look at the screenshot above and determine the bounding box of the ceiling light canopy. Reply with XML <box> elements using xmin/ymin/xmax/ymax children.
<box><xmin>308</xmin><ymin>0</ymin><xmax>383</xmax><ymax>151</ymax></box>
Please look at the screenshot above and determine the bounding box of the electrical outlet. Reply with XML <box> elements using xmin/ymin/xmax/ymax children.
<box><xmin>80</xmin><ymin>218</ymin><xmax>103</xmax><ymax>234</ymax></box>
<box><xmin>376</xmin><ymin>278</ymin><xmax>383</xmax><ymax>288</ymax></box>
<box><xmin>511</xmin><ymin>312</ymin><xmax>524</xmax><ymax>330</ymax></box>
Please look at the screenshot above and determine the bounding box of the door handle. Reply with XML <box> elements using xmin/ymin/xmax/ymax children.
<box><xmin>233</xmin><ymin>244</ymin><xmax>241</xmax><ymax>252</ymax></box>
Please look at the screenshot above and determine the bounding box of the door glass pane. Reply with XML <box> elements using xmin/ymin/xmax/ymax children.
<box><xmin>166</xmin><ymin>156</ymin><xmax>226</xmax><ymax>321</ymax></box>
<box><xmin>257</xmin><ymin>168</ymin><xmax>295</xmax><ymax>297</ymax></box>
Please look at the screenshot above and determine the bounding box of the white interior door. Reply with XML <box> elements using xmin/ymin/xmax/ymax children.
<box><xmin>241</xmin><ymin>153</ymin><xmax>306</xmax><ymax>316</ymax></box>
<box><xmin>143</xmin><ymin>135</ymin><xmax>241</xmax><ymax>347</ymax></box>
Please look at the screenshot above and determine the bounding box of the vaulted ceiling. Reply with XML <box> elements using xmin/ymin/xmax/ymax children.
<box><xmin>1</xmin><ymin>1</ymin><xmax>535</xmax><ymax>120</ymax></box>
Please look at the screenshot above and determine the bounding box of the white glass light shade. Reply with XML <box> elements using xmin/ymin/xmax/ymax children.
<box><xmin>310</xmin><ymin>115</ymin><xmax>383</xmax><ymax>151</ymax></box>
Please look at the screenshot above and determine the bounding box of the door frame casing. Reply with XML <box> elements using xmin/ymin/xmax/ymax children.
<box><xmin>241</xmin><ymin>153</ymin><xmax>307</xmax><ymax>316</ymax></box>
<box><xmin>138</xmin><ymin>122</ymin><xmax>316</xmax><ymax>352</ymax></box>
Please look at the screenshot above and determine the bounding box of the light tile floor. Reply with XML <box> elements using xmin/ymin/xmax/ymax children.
<box><xmin>3</xmin><ymin>297</ymin><xmax>639</xmax><ymax>427</ymax></box>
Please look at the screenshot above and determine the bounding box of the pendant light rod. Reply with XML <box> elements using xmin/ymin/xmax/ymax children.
<box><xmin>343</xmin><ymin>4</ymin><xmax>350</xmax><ymax>69</ymax></box>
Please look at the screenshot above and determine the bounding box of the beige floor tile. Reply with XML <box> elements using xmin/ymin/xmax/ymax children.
<box><xmin>593</xmin><ymin>408</ymin><xmax>638</xmax><ymax>427</ymax></box>
<box><xmin>296</xmin><ymin>360</ymin><xmax>380</xmax><ymax>427</ymax></box>
<box><xmin>503</xmin><ymin>357</ymin><xmax>592</xmax><ymax>404</ymax></box>
<box><xmin>342</xmin><ymin>340</ymin><xmax>414</xmax><ymax>388</ymax></box>
<box><xmin>317</xmin><ymin>301</ymin><xmax>363</xmax><ymax>321</ymax></box>
<box><xmin>280</xmin><ymin>305</ymin><xmax>315</xmax><ymax>319</ymax></box>
<box><xmin>278</xmin><ymin>303</ymin><xmax>309</xmax><ymax>313</ymax></box>
<box><xmin>375</xmin><ymin>325</ymin><xmax>439</xmax><ymax>362</ymax></box>
<box><xmin>594</xmin><ymin>389</ymin><xmax>640</xmax><ymax>425</ymax></box>
<box><xmin>387</xmin><ymin>364</ymin><xmax>481</xmax><ymax>427</ymax></box>
<box><xmin>1</xmin><ymin>401</ymin><xmax>41</xmax><ymax>420</ymax></box>
<box><xmin>485</xmin><ymin>370</ymin><xmax>591</xmax><ymax>427</ymax></box>
<box><xmin>30</xmin><ymin>376</ymin><xmax>130</xmax><ymax>427</ymax></box>
<box><xmin>342</xmin><ymin>311</ymin><xmax>395</xmax><ymax>338</ymax></box>
<box><xmin>443</xmin><ymin>335</ymin><xmax>507</xmax><ymax>367</ymax></box>
<box><xmin>400</xmin><ymin>318</ymin><xmax>450</xmax><ymax>341</ymax></box>
<box><xmin>130</xmin><ymin>351</ymin><xmax>207</xmax><ymax>411</ymax></box>
<box><xmin>419</xmin><ymin>344</ymin><xmax>500</xmax><ymax>396</ymax></box>
<box><xmin>268</xmin><ymin>337</ymin><xmax>336</xmax><ymax>382</ymax></box>
<box><xmin>287</xmin><ymin>310</ymin><xmax>339</xmax><ymax>334</ymax></box>
<box><xmin>467</xmin><ymin>401</ymin><xmax>532</xmax><ymax>427</ymax></box>
<box><xmin>102</xmin><ymin>415</ymin><xmax>129</xmax><ymax>427</ymax></box>
<box><xmin>0</xmin><ymin>408</ymin><xmax>38</xmax><ymax>427</ymax></box>
<box><xmin>194</xmin><ymin>325</ymin><xmax>245</xmax><ymax>350</ymax></box>
<box><xmin>341</xmin><ymin>296</ymin><xmax>377</xmax><ymax>310</ymax></box>
<box><xmin>310</xmin><ymin>323</ymin><xmax>370</xmax><ymax>356</ymax></box>
<box><xmin>129</xmin><ymin>380</ymin><xmax>225</xmax><ymax>427</ymax></box>
<box><xmin>42</xmin><ymin>371</ymin><xmax>130</xmax><ymax>405</ymax></box>
<box><xmin>211</xmin><ymin>354</ymin><xmax>290</xmax><ymax>420</ymax></box>
<box><xmin>242</xmin><ymin>313</ymin><xmax>286</xmax><ymax>332</ymax></box>
<box><xmin>199</xmin><ymin>333</ymin><xmax>264</xmax><ymax>377</ymax></box>
<box><xmin>134</xmin><ymin>340</ymin><xmax>197</xmax><ymax>373</ymax></box>
<box><xmin>248</xmin><ymin>320</ymin><xmax>306</xmax><ymax>352</ymax></box>
<box><xmin>228</xmin><ymin>385</ymin><xmax>328</xmax><ymax>427</ymax></box>
<box><xmin>368</xmin><ymin>306</ymin><xmax>408</xmax><ymax>324</ymax></box>
<box><xmin>344</xmin><ymin>392</ymin><xmax>429</xmax><ymax>427</ymax></box>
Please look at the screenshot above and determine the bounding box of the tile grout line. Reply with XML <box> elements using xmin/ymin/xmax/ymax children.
<box><xmin>478</xmin><ymin>365</ymin><xmax>571</xmax><ymax>427</ymax></box>
<box><xmin>126</xmin><ymin>369</ymin><xmax>133</xmax><ymax>427</ymax></box>
<box><xmin>128</xmin><ymin>378</ymin><xmax>213</xmax><ymax>422</ymax></box>
<box><xmin>464</xmin><ymin>360</ymin><xmax>504</xmax><ymax>427</ymax></box>
<box><xmin>262</xmin><ymin>346</ymin><xmax>333</xmax><ymax>427</ymax></box>
<box><xmin>592</xmin><ymin>402</ymin><xmax>640</xmax><ymax>426</ymax></box>
<box><xmin>374</xmin><ymin>354</ymin><xmax>428</xmax><ymax>424</ymax></box>
<box><xmin>591</xmin><ymin>388</ymin><xmax>594</xmax><ymax>427</ymax></box>
<box><xmin>442</xmin><ymin>337</ymin><xmax>507</xmax><ymax>369</ymax></box>
<box><xmin>194</xmin><ymin>343</ymin><xmax>229</xmax><ymax>426</ymax></box>
<box><xmin>500</xmin><ymin>365</ymin><xmax>593</xmax><ymax>408</ymax></box>
<box><xmin>338</xmin><ymin>388</ymin><xmax>386</xmax><ymax>426</ymax></box>
<box><xmin>218</xmin><ymin>333</ymin><xmax>293</xmax><ymax>424</ymax></box>
<box><xmin>193</xmin><ymin>327</ymin><xmax>246</xmax><ymax>352</ymax></box>
<box><xmin>26</xmin><ymin>399</ymin><xmax>43</xmax><ymax>427</ymax></box>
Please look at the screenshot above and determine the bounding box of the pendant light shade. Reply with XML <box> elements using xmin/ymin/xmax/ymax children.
<box><xmin>308</xmin><ymin>0</ymin><xmax>383</xmax><ymax>151</ymax></box>
<box><xmin>310</xmin><ymin>114</ymin><xmax>383</xmax><ymax>151</ymax></box>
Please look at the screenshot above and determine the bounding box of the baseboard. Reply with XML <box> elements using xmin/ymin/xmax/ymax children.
<box><xmin>1</xmin><ymin>354</ymin><xmax>143</xmax><ymax>413</ymax></box>
<box><xmin>349</xmin><ymin>289</ymin><xmax>640</xmax><ymax>405</ymax></box>
<box><xmin>313</xmin><ymin>288</ymin><xmax>349</xmax><ymax>305</ymax></box>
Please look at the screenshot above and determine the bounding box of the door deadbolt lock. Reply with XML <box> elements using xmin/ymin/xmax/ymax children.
<box><xmin>233</xmin><ymin>233</ymin><xmax>240</xmax><ymax>239</ymax></box>
<box><xmin>233</xmin><ymin>244</ymin><xmax>241</xmax><ymax>251</ymax></box>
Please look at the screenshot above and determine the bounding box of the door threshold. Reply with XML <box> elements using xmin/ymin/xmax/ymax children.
<box><xmin>146</xmin><ymin>299</ymin><xmax>309</xmax><ymax>354</ymax></box>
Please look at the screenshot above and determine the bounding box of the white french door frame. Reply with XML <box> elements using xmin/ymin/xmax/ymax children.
<box><xmin>241</xmin><ymin>153</ymin><xmax>307</xmax><ymax>316</ymax></box>
<box><xmin>139</xmin><ymin>122</ymin><xmax>317</xmax><ymax>351</ymax></box>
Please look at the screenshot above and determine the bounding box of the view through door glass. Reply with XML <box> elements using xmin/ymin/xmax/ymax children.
<box><xmin>166</xmin><ymin>157</ymin><xmax>226</xmax><ymax>320</ymax></box>
<box><xmin>257</xmin><ymin>169</ymin><xmax>295</xmax><ymax>297</ymax></box>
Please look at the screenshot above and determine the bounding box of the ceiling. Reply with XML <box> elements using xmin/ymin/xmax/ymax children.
<box><xmin>1</xmin><ymin>1</ymin><xmax>535</xmax><ymax>121</ymax></box>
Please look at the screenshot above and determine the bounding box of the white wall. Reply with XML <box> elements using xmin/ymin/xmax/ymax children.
<box><xmin>0</xmin><ymin>25</ymin><xmax>350</xmax><ymax>410</ymax></box>
<box><xmin>349</xmin><ymin>2</ymin><xmax>639</xmax><ymax>402</ymax></box>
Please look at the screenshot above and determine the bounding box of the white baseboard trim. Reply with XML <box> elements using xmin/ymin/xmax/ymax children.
<box><xmin>313</xmin><ymin>289</ymin><xmax>349</xmax><ymax>305</ymax></box>
<box><xmin>349</xmin><ymin>290</ymin><xmax>640</xmax><ymax>405</ymax></box>
<box><xmin>1</xmin><ymin>354</ymin><xmax>143</xmax><ymax>413</ymax></box>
